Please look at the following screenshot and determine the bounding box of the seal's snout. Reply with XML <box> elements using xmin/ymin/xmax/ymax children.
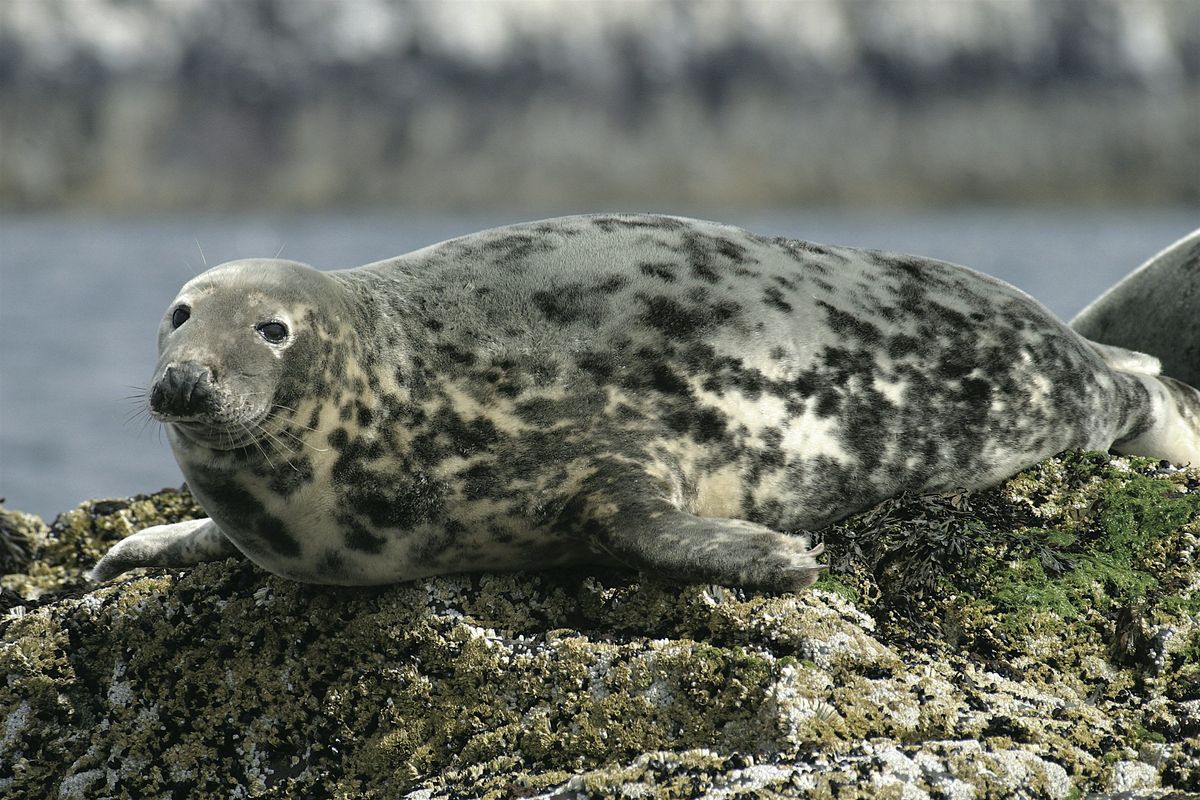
<box><xmin>150</xmin><ymin>362</ymin><xmax>217</xmax><ymax>418</ymax></box>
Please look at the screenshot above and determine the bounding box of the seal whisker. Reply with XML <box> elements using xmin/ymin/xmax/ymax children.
<box><xmin>123</xmin><ymin>406</ymin><xmax>149</xmax><ymax>424</ymax></box>
<box><xmin>258</xmin><ymin>426</ymin><xmax>303</xmax><ymax>473</ymax></box>
<box><xmin>247</xmin><ymin>423</ymin><xmax>276</xmax><ymax>467</ymax></box>
<box><xmin>241</xmin><ymin>407</ymin><xmax>300</xmax><ymax>460</ymax></box>
<box><xmin>237</xmin><ymin>419</ymin><xmax>276</xmax><ymax>469</ymax></box>
<box><xmin>270</xmin><ymin>423</ymin><xmax>329</xmax><ymax>454</ymax></box>
<box><xmin>268</xmin><ymin>407</ymin><xmax>324</xmax><ymax>435</ymax></box>
<box><xmin>253</xmin><ymin>415</ymin><xmax>309</xmax><ymax>473</ymax></box>
<box><xmin>121</xmin><ymin>383</ymin><xmax>153</xmax><ymax>431</ymax></box>
<box><xmin>124</xmin><ymin>406</ymin><xmax>158</xmax><ymax>439</ymax></box>
<box><xmin>256</xmin><ymin>420</ymin><xmax>298</xmax><ymax>455</ymax></box>
<box><xmin>257</xmin><ymin>407</ymin><xmax>330</xmax><ymax>452</ymax></box>
<box><xmin>267</xmin><ymin>425</ymin><xmax>304</xmax><ymax>448</ymax></box>
<box><xmin>266</xmin><ymin>402</ymin><xmax>314</xmax><ymax>429</ymax></box>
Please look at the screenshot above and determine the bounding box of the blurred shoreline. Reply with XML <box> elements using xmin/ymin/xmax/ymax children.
<box><xmin>5</xmin><ymin>85</ymin><xmax>1199</xmax><ymax>212</ymax></box>
<box><xmin>3</xmin><ymin>0</ymin><xmax>1197</xmax><ymax>212</ymax></box>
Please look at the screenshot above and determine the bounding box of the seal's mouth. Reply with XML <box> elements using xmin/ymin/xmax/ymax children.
<box><xmin>168</xmin><ymin>417</ymin><xmax>270</xmax><ymax>450</ymax></box>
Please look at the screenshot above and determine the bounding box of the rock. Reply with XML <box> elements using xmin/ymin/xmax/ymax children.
<box><xmin>2</xmin><ymin>452</ymin><xmax>1199</xmax><ymax>799</ymax></box>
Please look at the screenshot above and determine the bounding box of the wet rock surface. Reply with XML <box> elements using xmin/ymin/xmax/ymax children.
<box><xmin>2</xmin><ymin>452</ymin><xmax>1198</xmax><ymax>799</ymax></box>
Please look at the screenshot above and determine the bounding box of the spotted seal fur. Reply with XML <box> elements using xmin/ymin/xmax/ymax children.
<box><xmin>90</xmin><ymin>214</ymin><xmax>1200</xmax><ymax>590</ymax></box>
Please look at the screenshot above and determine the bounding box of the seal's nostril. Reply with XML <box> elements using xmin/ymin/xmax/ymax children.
<box><xmin>153</xmin><ymin>363</ymin><xmax>216</xmax><ymax>416</ymax></box>
<box><xmin>149</xmin><ymin>383</ymin><xmax>166</xmax><ymax>412</ymax></box>
<box><xmin>191</xmin><ymin>373</ymin><xmax>215</xmax><ymax>408</ymax></box>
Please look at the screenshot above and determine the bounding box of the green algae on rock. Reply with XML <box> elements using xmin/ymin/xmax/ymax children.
<box><xmin>1</xmin><ymin>452</ymin><xmax>1198</xmax><ymax>799</ymax></box>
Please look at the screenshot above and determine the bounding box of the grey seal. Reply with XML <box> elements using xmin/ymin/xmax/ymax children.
<box><xmin>90</xmin><ymin>214</ymin><xmax>1200</xmax><ymax>591</ymax></box>
<box><xmin>1071</xmin><ymin>228</ymin><xmax>1200</xmax><ymax>388</ymax></box>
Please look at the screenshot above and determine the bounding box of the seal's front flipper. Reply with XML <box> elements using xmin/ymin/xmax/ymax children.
<box><xmin>89</xmin><ymin>518</ymin><xmax>242</xmax><ymax>581</ymax></box>
<box><xmin>578</xmin><ymin>499</ymin><xmax>825</xmax><ymax>592</ymax></box>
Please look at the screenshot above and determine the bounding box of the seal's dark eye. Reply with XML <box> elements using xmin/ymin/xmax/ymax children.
<box><xmin>257</xmin><ymin>321</ymin><xmax>289</xmax><ymax>343</ymax></box>
<box><xmin>171</xmin><ymin>306</ymin><xmax>190</xmax><ymax>329</ymax></box>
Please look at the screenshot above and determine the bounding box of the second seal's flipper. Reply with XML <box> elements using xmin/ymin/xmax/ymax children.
<box><xmin>1072</xmin><ymin>228</ymin><xmax>1200</xmax><ymax>387</ymax></box>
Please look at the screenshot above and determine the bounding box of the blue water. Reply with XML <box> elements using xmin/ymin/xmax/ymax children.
<box><xmin>1</xmin><ymin>209</ymin><xmax>1196</xmax><ymax>521</ymax></box>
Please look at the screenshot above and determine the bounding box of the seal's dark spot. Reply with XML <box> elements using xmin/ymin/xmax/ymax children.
<box><xmin>345</xmin><ymin>520</ymin><xmax>386</xmax><ymax>554</ymax></box>
<box><xmin>534</xmin><ymin>277</ymin><xmax>626</xmax><ymax>325</ymax></box>
<box><xmin>887</xmin><ymin>333</ymin><xmax>922</xmax><ymax>359</ymax></box>
<box><xmin>815</xmin><ymin>388</ymin><xmax>841</xmax><ymax>417</ymax></box>
<box><xmin>664</xmin><ymin>405</ymin><xmax>728</xmax><ymax>443</ymax></box>
<box><xmin>714</xmin><ymin>237</ymin><xmax>750</xmax><ymax>264</ymax></box>
<box><xmin>640</xmin><ymin>295</ymin><xmax>707</xmax><ymax>338</ymax></box>
<box><xmin>640</xmin><ymin>262</ymin><xmax>678</xmax><ymax>282</ymax></box>
<box><xmin>602</xmin><ymin>348</ymin><xmax>693</xmax><ymax>398</ymax></box>
<box><xmin>435</xmin><ymin>343</ymin><xmax>477</xmax><ymax>367</ymax></box>
<box><xmin>960</xmin><ymin>378</ymin><xmax>992</xmax><ymax>404</ymax></box>
<box><xmin>687</xmin><ymin>252</ymin><xmax>720</xmax><ymax>284</ymax></box>
<box><xmin>256</xmin><ymin>515</ymin><xmax>301</xmax><ymax>557</ymax></box>
<box><xmin>268</xmin><ymin>456</ymin><xmax>314</xmax><ymax>497</ymax></box>
<box><xmin>577</xmin><ymin>350</ymin><xmax>617</xmax><ymax>379</ymax></box>
<box><xmin>356</xmin><ymin>402</ymin><xmax>374</xmax><ymax>428</ymax></box>
<box><xmin>591</xmin><ymin>214</ymin><xmax>686</xmax><ymax>232</ymax></box>
<box><xmin>639</xmin><ymin>294</ymin><xmax>740</xmax><ymax>340</ymax></box>
<box><xmin>315</xmin><ymin>549</ymin><xmax>347</xmax><ymax>578</ymax></box>
<box><xmin>596</xmin><ymin>274</ymin><xmax>629</xmax><ymax>293</ymax></box>
<box><xmin>413</xmin><ymin>408</ymin><xmax>502</xmax><ymax>461</ymax></box>
<box><xmin>819</xmin><ymin>300</ymin><xmax>882</xmax><ymax>344</ymax></box>
<box><xmin>484</xmin><ymin>232</ymin><xmax>555</xmax><ymax>267</ymax></box>
<box><xmin>533</xmin><ymin>286</ymin><xmax>592</xmax><ymax>325</ymax></box>
<box><xmin>192</xmin><ymin>469</ymin><xmax>260</xmax><ymax>519</ymax></box>
<box><xmin>763</xmin><ymin>287</ymin><xmax>793</xmax><ymax>313</ymax></box>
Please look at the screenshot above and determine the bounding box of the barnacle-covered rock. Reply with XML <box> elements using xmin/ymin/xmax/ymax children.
<box><xmin>1</xmin><ymin>452</ymin><xmax>1198</xmax><ymax>798</ymax></box>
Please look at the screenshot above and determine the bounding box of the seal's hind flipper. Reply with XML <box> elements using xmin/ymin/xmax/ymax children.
<box><xmin>89</xmin><ymin>518</ymin><xmax>241</xmax><ymax>581</ymax></box>
<box><xmin>1087</xmin><ymin>341</ymin><xmax>1161</xmax><ymax>376</ymax></box>
<box><xmin>1112</xmin><ymin>373</ymin><xmax>1200</xmax><ymax>467</ymax></box>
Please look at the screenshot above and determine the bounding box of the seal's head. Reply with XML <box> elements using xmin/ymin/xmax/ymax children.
<box><xmin>149</xmin><ymin>258</ymin><xmax>341</xmax><ymax>450</ymax></box>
